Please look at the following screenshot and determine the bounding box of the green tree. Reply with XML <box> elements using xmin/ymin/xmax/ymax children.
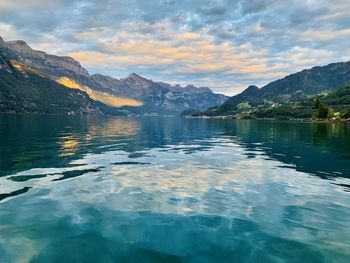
<box><xmin>340</xmin><ymin>108</ymin><xmax>350</xmax><ymax>119</ymax></box>
<box><xmin>315</xmin><ymin>103</ymin><xmax>329</xmax><ymax>119</ymax></box>
<box><xmin>327</xmin><ymin>107</ymin><xmax>335</xmax><ymax>119</ymax></box>
<box><xmin>314</xmin><ymin>98</ymin><xmax>321</xmax><ymax>109</ymax></box>
<box><xmin>236</xmin><ymin>102</ymin><xmax>251</xmax><ymax>111</ymax></box>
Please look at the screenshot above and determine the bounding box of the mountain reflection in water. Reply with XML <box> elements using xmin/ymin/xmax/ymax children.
<box><xmin>0</xmin><ymin>115</ymin><xmax>349</xmax><ymax>262</ymax></box>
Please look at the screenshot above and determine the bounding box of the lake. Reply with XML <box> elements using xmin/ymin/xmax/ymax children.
<box><xmin>0</xmin><ymin>115</ymin><xmax>350</xmax><ymax>263</ymax></box>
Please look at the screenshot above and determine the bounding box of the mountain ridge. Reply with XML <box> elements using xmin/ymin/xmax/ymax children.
<box><xmin>0</xmin><ymin>36</ymin><xmax>227</xmax><ymax>115</ymax></box>
<box><xmin>213</xmin><ymin>61</ymin><xmax>350</xmax><ymax>115</ymax></box>
<box><xmin>0</xmin><ymin>55</ymin><xmax>101</xmax><ymax>115</ymax></box>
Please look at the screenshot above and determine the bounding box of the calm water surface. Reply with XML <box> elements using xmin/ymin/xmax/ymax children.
<box><xmin>0</xmin><ymin>115</ymin><xmax>350</xmax><ymax>262</ymax></box>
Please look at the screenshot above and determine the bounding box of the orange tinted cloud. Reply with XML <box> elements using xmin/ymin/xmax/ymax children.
<box><xmin>69</xmin><ymin>29</ymin><xmax>270</xmax><ymax>76</ymax></box>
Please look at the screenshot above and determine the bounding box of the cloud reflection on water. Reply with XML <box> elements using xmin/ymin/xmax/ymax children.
<box><xmin>1</xmin><ymin>116</ymin><xmax>350</xmax><ymax>262</ymax></box>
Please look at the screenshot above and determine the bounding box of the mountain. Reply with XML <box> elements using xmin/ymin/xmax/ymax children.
<box><xmin>89</xmin><ymin>73</ymin><xmax>227</xmax><ymax>115</ymax></box>
<box><xmin>213</xmin><ymin>61</ymin><xmax>350</xmax><ymax>115</ymax></box>
<box><xmin>0</xmin><ymin>36</ymin><xmax>227</xmax><ymax>115</ymax></box>
<box><xmin>253</xmin><ymin>85</ymin><xmax>350</xmax><ymax>120</ymax></box>
<box><xmin>0</xmin><ymin>55</ymin><xmax>100</xmax><ymax>115</ymax></box>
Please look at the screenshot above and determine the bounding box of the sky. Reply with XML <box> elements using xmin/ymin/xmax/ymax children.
<box><xmin>0</xmin><ymin>0</ymin><xmax>350</xmax><ymax>95</ymax></box>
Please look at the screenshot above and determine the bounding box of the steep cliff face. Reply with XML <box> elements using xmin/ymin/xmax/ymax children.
<box><xmin>6</xmin><ymin>40</ymin><xmax>89</xmax><ymax>77</ymax></box>
<box><xmin>0</xmin><ymin>54</ymin><xmax>101</xmax><ymax>115</ymax></box>
<box><xmin>1</xmin><ymin>36</ymin><xmax>227</xmax><ymax>115</ymax></box>
<box><xmin>91</xmin><ymin>73</ymin><xmax>227</xmax><ymax>114</ymax></box>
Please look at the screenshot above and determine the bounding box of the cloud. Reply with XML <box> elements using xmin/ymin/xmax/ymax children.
<box><xmin>0</xmin><ymin>0</ymin><xmax>349</xmax><ymax>95</ymax></box>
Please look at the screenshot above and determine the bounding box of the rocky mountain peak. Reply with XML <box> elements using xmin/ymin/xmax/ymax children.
<box><xmin>6</xmin><ymin>40</ymin><xmax>33</xmax><ymax>52</ymax></box>
<box><xmin>5</xmin><ymin>40</ymin><xmax>89</xmax><ymax>76</ymax></box>
<box><xmin>124</xmin><ymin>73</ymin><xmax>150</xmax><ymax>85</ymax></box>
<box><xmin>183</xmin><ymin>85</ymin><xmax>212</xmax><ymax>94</ymax></box>
<box><xmin>128</xmin><ymin>73</ymin><xmax>146</xmax><ymax>80</ymax></box>
<box><xmin>0</xmin><ymin>37</ymin><xmax>5</xmax><ymax>48</ymax></box>
<box><xmin>197</xmin><ymin>87</ymin><xmax>212</xmax><ymax>93</ymax></box>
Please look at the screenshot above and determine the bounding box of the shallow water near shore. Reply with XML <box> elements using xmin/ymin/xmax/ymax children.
<box><xmin>0</xmin><ymin>115</ymin><xmax>350</xmax><ymax>262</ymax></box>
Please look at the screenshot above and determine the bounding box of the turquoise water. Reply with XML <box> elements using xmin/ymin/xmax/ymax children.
<box><xmin>0</xmin><ymin>115</ymin><xmax>350</xmax><ymax>263</ymax></box>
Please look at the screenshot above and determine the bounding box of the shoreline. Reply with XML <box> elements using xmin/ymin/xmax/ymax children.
<box><xmin>184</xmin><ymin>115</ymin><xmax>350</xmax><ymax>124</ymax></box>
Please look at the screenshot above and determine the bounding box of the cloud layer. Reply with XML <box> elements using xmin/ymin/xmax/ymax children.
<box><xmin>1</xmin><ymin>0</ymin><xmax>349</xmax><ymax>95</ymax></box>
